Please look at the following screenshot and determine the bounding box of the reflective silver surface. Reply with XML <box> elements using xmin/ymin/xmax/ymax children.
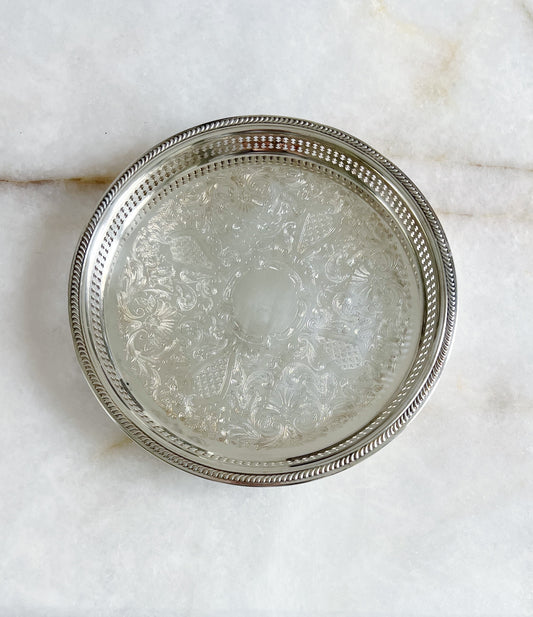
<box><xmin>69</xmin><ymin>116</ymin><xmax>456</xmax><ymax>485</ymax></box>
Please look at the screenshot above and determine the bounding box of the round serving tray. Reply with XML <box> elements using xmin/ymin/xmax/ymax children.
<box><xmin>69</xmin><ymin>116</ymin><xmax>456</xmax><ymax>485</ymax></box>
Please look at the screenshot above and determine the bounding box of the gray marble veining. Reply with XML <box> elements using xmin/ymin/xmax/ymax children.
<box><xmin>0</xmin><ymin>0</ymin><xmax>532</xmax><ymax>615</ymax></box>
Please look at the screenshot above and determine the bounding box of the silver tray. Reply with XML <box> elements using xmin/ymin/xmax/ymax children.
<box><xmin>69</xmin><ymin>116</ymin><xmax>456</xmax><ymax>485</ymax></box>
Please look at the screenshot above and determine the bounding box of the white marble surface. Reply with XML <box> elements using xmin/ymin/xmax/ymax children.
<box><xmin>1</xmin><ymin>1</ymin><xmax>532</xmax><ymax>615</ymax></box>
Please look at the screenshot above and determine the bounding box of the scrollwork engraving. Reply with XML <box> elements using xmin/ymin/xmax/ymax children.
<box><xmin>115</xmin><ymin>162</ymin><xmax>415</xmax><ymax>449</ymax></box>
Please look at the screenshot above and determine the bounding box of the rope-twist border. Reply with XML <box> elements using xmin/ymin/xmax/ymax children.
<box><xmin>69</xmin><ymin>115</ymin><xmax>457</xmax><ymax>486</ymax></box>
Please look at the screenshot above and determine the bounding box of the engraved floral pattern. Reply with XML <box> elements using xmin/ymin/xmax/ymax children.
<box><xmin>114</xmin><ymin>162</ymin><xmax>416</xmax><ymax>449</ymax></box>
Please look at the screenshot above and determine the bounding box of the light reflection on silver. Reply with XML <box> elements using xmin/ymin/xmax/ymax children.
<box><xmin>70</xmin><ymin>116</ymin><xmax>456</xmax><ymax>485</ymax></box>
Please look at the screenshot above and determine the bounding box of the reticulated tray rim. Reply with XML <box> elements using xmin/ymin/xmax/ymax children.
<box><xmin>69</xmin><ymin>115</ymin><xmax>457</xmax><ymax>486</ymax></box>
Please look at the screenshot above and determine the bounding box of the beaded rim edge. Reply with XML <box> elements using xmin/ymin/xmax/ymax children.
<box><xmin>68</xmin><ymin>115</ymin><xmax>457</xmax><ymax>486</ymax></box>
